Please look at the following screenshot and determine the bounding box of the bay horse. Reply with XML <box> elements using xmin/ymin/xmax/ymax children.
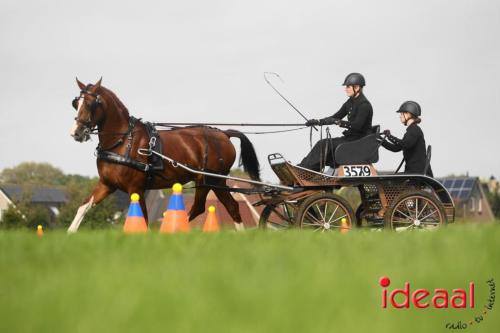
<box><xmin>68</xmin><ymin>78</ymin><xmax>260</xmax><ymax>232</ymax></box>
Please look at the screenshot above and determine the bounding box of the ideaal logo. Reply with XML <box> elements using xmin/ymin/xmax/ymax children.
<box><xmin>379</xmin><ymin>276</ymin><xmax>496</xmax><ymax>329</ymax></box>
<box><xmin>379</xmin><ymin>276</ymin><xmax>474</xmax><ymax>309</ymax></box>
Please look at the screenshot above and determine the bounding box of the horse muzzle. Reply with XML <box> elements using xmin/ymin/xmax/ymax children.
<box><xmin>71</xmin><ymin>127</ymin><xmax>91</xmax><ymax>142</ymax></box>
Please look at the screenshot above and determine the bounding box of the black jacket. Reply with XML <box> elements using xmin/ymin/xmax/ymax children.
<box><xmin>321</xmin><ymin>93</ymin><xmax>373</xmax><ymax>139</ymax></box>
<box><xmin>382</xmin><ymin>123</ymin><xmax>429</xmax><ymax>175</ymax></box>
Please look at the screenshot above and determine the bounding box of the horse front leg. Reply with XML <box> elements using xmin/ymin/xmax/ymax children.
<box><xmin>67</xmin><ymin>181</ymin><xmax>115</xmax><ymax>233</ymax></box>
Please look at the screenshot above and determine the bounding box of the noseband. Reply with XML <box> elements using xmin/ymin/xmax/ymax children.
<box><xmin>72</xmin><ymin>89</ymin><xmax>102</xmax><ymax>132</ymax></box>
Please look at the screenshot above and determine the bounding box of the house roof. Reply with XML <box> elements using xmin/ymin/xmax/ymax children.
<box><xmin>0</xmin><ymin>184</ymin><xmax>67</xmax><ymax>204</ymax></box>
<box><xmin>436</xmin><ymin>177</ymin><xmax>479</xmax><ymax>202</ymax></box>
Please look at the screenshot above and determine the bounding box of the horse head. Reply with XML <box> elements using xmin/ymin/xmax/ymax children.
<box><xmin>70</xmin><ymin>77</ymin><xmax>106</xmax><ymax>142</ymax></box>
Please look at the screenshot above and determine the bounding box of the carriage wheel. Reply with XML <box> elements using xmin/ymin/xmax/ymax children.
<box><xmin>296</xmin><ymin>193</ymin><xmax>355</xmax><ymax>232</ymax></box>
<box><xmin>384</xmin><ymin>190</ymin><xmax>447</xmax><ymax>231</ymax></box>
<box><xmin>259</xmin><ymin>203</ymin><xmax>296</xmax><ymax>230</ymax></box>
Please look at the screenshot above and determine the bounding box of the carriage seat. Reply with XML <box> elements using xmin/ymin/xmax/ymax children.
<box><xmin>334</xmin><ymin>129</ymin><xmax>381</xmax><ymax>165</ymax></box>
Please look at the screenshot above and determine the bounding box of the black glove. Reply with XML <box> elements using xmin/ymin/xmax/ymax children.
<box><xmin>317</xmin><ymin>117</ymin><xmax>338</xmax><ymax>126</ymax></box>
<box><xmin>383</xmin><ymin>129</ymin><xmax>391</xmax><ymax>136</ymax></box>
<box><xmin>305</xmin><ymin>119</ymin><xmax>320</xmax><ymax>126</ymax></box>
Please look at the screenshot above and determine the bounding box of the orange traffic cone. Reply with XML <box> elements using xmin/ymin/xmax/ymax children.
<box><xmin>203</xmin><ymin>205</ymin><xmax>220</xmax><ymax>232</ymax></box>
<box><xmin>36</xmin><ymin>225</ymin><xmax>44</xmax><ymax>237</ymax></box>
<box><xmin>340</xmin><ymin>217</ymin><xmax>349</xmax><ymax>234</ymax></box>
<box><xmin>123</xmin><ymin>193</ymin><xmax>148</xmax><ymax>233</ymax></box>
<box><xmin>160</xmin><ymin>183</ymin><xmax>190</xmax><ymax>233</ymax></box>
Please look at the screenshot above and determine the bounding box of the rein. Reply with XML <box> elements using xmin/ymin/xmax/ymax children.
<box><xmin>152</xmin><ymin>122</ymin><xmax>306</xmax><ymax>127</ymax></box>
<box><xmin>153</xmin><ymin>122</ymin><xmax>309</xmax><ymax>135</ymax></box>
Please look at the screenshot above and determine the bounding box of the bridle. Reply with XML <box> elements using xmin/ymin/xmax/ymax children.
<box><xmin>72</xmin><ymin>89</ymin><xmax>102</xmax><ymax>133</ymax></box>
<box><xmin>71</xmin><ymin>88</ymin><xmax>136</xmax><ymax>147</ymax></box>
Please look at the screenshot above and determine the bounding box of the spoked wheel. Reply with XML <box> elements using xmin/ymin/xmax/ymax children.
<box><xmin>384</xmin><ymin>190</ymin><xmax>447</xmax><ymax>231</ymax></box>
<box><xmin>296</xmin><ymin>193</ymin><xmax>355</xmax><ymax>232</ymax></box>
<box><xmin>259</xmin><ymin>203</ymin><xmax>296</xmax><ymax>230</ymax></box>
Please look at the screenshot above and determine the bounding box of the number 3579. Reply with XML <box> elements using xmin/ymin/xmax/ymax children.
<box><xmin>342</xmin><ymin>165</ymin><xmax>371</xmax><ymax>177</ymax></box>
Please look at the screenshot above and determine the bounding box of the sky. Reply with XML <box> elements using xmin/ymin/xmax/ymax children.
<box><xmin>1</xmin><ymin>0</ymin><xmax>499</xmax><ymax>182</ymax></box>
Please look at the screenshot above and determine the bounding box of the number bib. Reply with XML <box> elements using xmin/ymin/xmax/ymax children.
<box><xmin>341</xmin><ymin>165</ymin><xmax>372</xmax><ymax>177</ymax></box>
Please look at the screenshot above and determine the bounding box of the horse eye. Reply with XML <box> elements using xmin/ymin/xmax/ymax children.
<box><xmin>72</xmin><ymin>98</ymin><xmax>78</xmax><ymax>110</ymax></box>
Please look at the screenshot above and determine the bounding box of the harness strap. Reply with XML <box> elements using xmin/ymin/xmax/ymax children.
<box><xmin>202</xmin><ymin>127</ymin><xmax>209</xmax><ymax>170</ymax></box>
<box><xmin>97</xmin><ymin>150</ymin><xmax>150</xmax><ymax>172</ymax></box>
<box><xmin>124</xmin><ymin>117</ymin><xmax>138</xmax><ymax>159</ymax></box>
<box><xmin>98</xmin><ymin>139</ymin><xmax>124</xmax><ymax>151</ymax></box>
<box><xmin>143</xmin><ymin>121</ymin><xmax>164</xmax><ymax>171</ymax></box>
<box><xmin>212</xmin><ymin>131</ymin><xmax>225</xmax><ymax>171</ymax></box>
<box><xmin>96</xmin><ymin>117</ymin><xmax>166</xmax><ymax>190</ymax></box>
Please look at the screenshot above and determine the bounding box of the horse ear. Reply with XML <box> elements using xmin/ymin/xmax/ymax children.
<box><xmin>76</xmin><ymin>77</ymin><xmax>86</xmax><ymax>90</ymax></box>
<box><xmin>94</xmin><ymin>77</ymin><xmax>102</xmax><ymax>89</ymax></box>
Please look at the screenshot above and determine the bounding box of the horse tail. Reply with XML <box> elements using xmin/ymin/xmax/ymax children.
<box><xmin>224</xmin><ymin>130</ymin><xmax>261</xmax><ymax>181</ymax></box>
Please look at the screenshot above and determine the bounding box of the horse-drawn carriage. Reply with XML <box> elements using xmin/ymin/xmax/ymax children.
<box><xmin>69</xmin><ymin>79</ymin><xmax>455</xmax><ymax>233</ymax></box>
<box><xmin>255</xmin><ymin>126</ymin><xmax>455</xmax><ymax>232</ymax></box>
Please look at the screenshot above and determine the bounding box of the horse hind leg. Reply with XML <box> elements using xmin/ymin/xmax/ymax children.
<box><xmin>213</xmin><ymin>185</ymin><xmax>245</xmax><ymax>231</ymax></box>
<box><xmin>67</xmin><ymin>181</ymin><xmax>114</xmax><ymax>233</ymax></box>
<box><xmin>188</xmin><ymin>186</ymin><xmax>210</xmax><ymax>221</ymax></box>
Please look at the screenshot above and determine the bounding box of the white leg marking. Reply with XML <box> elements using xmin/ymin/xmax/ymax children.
<box><xmin>234</xmin><ymin>222</ymin><xmax>245</xmax><ymax>232</ymax></box>
<box><xmin>67</xmin><ymin>196</ymin><xmax>94</xmax><ymax>233</ymax></box>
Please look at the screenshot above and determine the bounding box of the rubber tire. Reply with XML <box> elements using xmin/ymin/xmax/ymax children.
<box><xmin>259</xmin><ymin>203</ymin><xmax>296</xmax><ymax>230</ymax></box>
<box><xmin>296</xmin><ymin>192</ymin><xmax>355</xmax><ymax>231</ymax></box>
<box><xmin>384</xmin><ymin>190</ymin><xmax>447</xmax><ymax>230</ymax></box>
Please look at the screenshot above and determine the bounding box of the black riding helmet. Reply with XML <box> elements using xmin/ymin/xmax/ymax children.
<box><xmin>396</xmin><ymin>101</ymin><xmax>421</xmax><ymax>117</ymax></box>
<box><xmin>342</xmin><ymin>73</ymin><xmax>365</xmax><ymax>87</ymax></box>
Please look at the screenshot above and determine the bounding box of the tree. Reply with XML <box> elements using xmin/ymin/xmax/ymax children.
<box><xmin>487</xmin><ymin>191</ymin><xmax>500</xmax><ymax>220</ymax></box>
<box><xmin>0</xmin><ymin>162</ymin><xmax>121</xmax><ymax>230</ymax></box>
<box><xmin>0</xmin><ymin>162</ymin><xmax>66</xmax><ymax>186</ymax></box>
<box><xmin>0</xmin><ymin>205</ymin><xmax>26</xmax><ymax>229</ymax></box>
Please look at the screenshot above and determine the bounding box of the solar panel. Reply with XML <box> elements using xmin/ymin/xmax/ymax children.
<box><xmin>436</xmin><ymin>178</ymin><xmax>477</xmax><ymax>202</ymax></box>
<box><xmin>452</xmin><ymin>179</ymin><xmax>465</xmax><ymax>189</ymax></box>
<box><xmin>459</xmin><ymin>191</ymin><xmax>471</xmax><ymax>200</ymax></box>
<box><xmin>443</xmin><ymin>180</ymin><xmax>454</xmax><ymax>188</ymax></box>
<box><xmin>463</xmin><ymin>179</ymin><xmax>475</xmax><ymax>188</ymax></box>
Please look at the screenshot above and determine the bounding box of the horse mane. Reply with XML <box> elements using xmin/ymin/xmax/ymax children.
<box><xmin>98</xmin><ymin>85</ymin><xmax>130</xmax><ymax>118</ymax></box>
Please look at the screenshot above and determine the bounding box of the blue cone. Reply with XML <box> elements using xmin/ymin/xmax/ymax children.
<box><xmin>167</xmin><ymin>193</ymin><xmax>185</xmax><ymax>211</ymax></box>
<box><xmin>127</xmin><ymin>202</ymin><xmax>144</xmax><ymax>217</ymax></box>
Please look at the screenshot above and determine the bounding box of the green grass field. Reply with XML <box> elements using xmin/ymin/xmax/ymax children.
<box><xmin>1</xmin><ymin>224</ymin><xmax>498</xmax><ymax>333</ymax></box>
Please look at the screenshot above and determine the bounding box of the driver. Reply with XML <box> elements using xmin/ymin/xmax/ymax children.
<box><xmin>381</xmin><ymin>101</ymin><xmax>433</xmax><ymax>176</ymax></box>
<box><xmin>299</xmin><ymin>73</ymin><xmax>373</xmax><ymax>171</ymax></box>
